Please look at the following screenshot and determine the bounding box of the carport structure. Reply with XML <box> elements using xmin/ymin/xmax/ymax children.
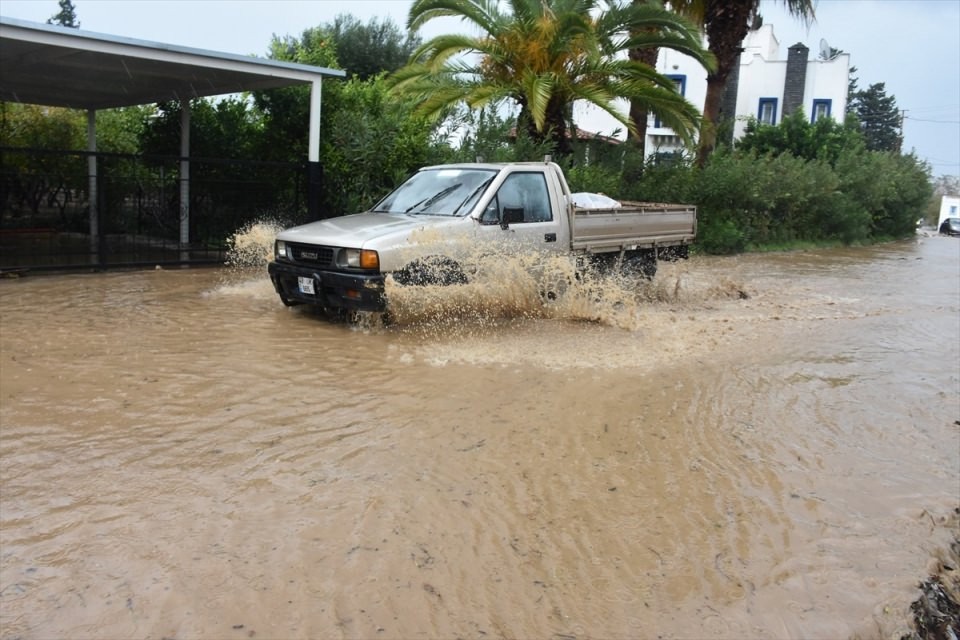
<box><xmin>0</xmin><ymin>16</ymin><xmax>345</xmax><ymax>268</ymax></box>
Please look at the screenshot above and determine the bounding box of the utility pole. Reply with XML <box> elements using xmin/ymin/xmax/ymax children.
<box><xmin>898</xmin><ymin>109</ymin><xmax>906</xmax><ymax>153</ymax></box>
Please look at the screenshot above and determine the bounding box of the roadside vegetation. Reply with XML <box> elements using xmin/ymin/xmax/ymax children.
<box><xmin>1</xmin><ymin>0</ymin><xmax>938</xmax><ymax>256</ymax></box>
<box><xmin>615</xmin><ymin>111</ymin><xmax>932</xmax><ymax>253</ymax></box>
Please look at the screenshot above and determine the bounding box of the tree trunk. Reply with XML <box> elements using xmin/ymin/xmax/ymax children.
<box><xmin>519</xmin><ymin>98</ymin><xmax>571</xmax><ymax>158</ymax></box>
<box><xmin>696</xmin><ymin>0</ymin><xmax>754</xmax><ymax>168</ymax></box>
<box><xmin>544</xmin><ymin>95</ymin><xmax>572</xmax><ymax>158</ymax></box>
<box><xmin>627</xmin><ymin>43</ymin><xmax>659</xmax><ymax>163</ymax></box>
<box><xmin>696</xmin><ymin>73</ymin><xmax>727</xmax><ymax>166</ymax></box>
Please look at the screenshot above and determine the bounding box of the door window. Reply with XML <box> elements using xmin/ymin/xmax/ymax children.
<box><xmin>481</xmin><ymin>172</ymin><xmax>553</xmax><ymax>225</ymax></box>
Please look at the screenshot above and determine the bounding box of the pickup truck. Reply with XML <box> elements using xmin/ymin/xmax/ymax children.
<box><xmin>267</xmin><ymin>161</ymin><xmax>696</xmax><ymax>313</ymax></box>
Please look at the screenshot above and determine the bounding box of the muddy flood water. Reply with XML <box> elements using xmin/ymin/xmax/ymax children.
<box><xmin>1</xmin><ymin>234</ymin><xmax>958</xmax><ymax>640</ymax></box>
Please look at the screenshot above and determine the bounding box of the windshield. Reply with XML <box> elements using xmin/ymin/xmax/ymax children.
<box><xmin>371</xmin><ymin>168</ymin><xmax>498</xmax><ymax>216</ymax></box>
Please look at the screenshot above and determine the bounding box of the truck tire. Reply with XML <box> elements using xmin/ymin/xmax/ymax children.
<box><xmin>658</xmin><ymin>245</ymin><xmax>689</xmax><ymax>261</ymax></box>
<box><xmin>539</xmin><ymin>272</ymin><xmax>573</xmax><ymax>302</ymax></box>
<box><xmin>392</xmin><ymin>256</ymin><xmax>468</xmax><ymax>286</ymax></box>
<box><xmin>622</xmin><ymin>252</ymin><xmax>657</xmax><ymax>279</ymax></box>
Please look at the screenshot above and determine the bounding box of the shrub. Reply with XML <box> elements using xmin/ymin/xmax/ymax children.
<box><xmin>619</xmin><ymin>152</ymin><xmax>697</xmax><ymax>203</ymax></box>
<box><xmin>697</xmin><ymin>219</ymin><xmax>747</xmax><ymax>254</ymax></box>
<box><xmin>563</xmin><ymin>161</ymin><xmax>621</xmax><ymax>196</ymax></box>
<box><xmin>834</xmin><ymin>147</ymin><xmax>932</xmax><ymax>240</ymax></box>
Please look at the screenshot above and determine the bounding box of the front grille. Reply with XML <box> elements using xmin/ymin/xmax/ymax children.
<box><xmin>289</xmin><ymin>243</ymin><xmax>334</xmax><ymax>267</ymax></box>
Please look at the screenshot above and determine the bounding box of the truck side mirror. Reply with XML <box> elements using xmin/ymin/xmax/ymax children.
<box><xmin>501</xmin><ymin>207</ymin><xmax>524</xmax><ymax>229</ymax></box>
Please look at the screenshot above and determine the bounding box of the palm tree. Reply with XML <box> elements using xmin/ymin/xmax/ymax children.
<box><xmin>390</xmin><ymin>0</ymin><xmax>714</xmax><ymax>157</ymax></box>
<box><xmin>626</xmin><ymin>0</ymin><xmax>706</xmax><ymax>159</ymax></box>
<box><xmin>694</xmin><ymin>0</ymin><xmax>815</xmax><ymax>167</ymax></box>
<box><xmin>627</xmin><ymin>0</ymin><xmax>814</xmax><ymax>166</ymax></box>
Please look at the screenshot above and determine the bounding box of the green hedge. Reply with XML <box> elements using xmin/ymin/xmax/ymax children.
<box><xmin>566</xmin><ymin>123</ymin><xmax>933</xmax><ymax>254</ymax></box>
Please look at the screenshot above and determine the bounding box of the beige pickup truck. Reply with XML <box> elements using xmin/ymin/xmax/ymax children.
<box><xmin>268</xmin><ymin>161</ymin><xmax>696</xmax><ymax>313</ymax></box>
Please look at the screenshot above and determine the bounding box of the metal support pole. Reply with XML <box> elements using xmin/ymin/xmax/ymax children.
<box><xmin>308</xmin><ymin>80</ymin><xmax>322</xmax><ymax>219</ymax></box>
<box><xmin>179</xmin><ymin>101</ymin><xmax>191</xmax><ymax>262</ymax></box>
<box><xmin>87</xmin><ymin>109</ymin><xmax>99</xmax><ymax>264</ymax></box>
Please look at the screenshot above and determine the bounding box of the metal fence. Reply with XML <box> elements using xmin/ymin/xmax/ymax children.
<box><xmin>0</xmin><ymin>146</ymin><xmax>307</xmax><ymax>271</ymax></box>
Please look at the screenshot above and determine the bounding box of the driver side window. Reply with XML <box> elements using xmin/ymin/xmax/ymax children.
<box><xmin>481</xmin><ymin>172</ymin><xmax>552</xmax><ymax>225</ymax></box>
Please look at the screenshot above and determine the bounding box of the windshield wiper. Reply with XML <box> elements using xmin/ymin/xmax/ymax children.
<box><xmin>405</xmin><ymin>183</ymin><xmax>461</xmax><ymax>214</ymax></box>
<box><xmin>452</xmin><ymin>177</ymin><xmax>494</xmax><ymax>216</ymax></box>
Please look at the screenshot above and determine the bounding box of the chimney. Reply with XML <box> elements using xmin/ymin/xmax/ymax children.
<box><xmin>783</xmin><ymin>43</ymin><xmax>809</xmax><ymax>117</ymax></box>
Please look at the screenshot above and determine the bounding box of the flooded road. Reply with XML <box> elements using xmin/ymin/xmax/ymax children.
<box><xmin>1</xmin><ymin>236</ymin><xmax>958</xmax><ymax>639</ymax></box>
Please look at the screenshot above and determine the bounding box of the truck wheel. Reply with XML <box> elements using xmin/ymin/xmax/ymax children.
<box><xmin>623</xmin><ymin>253</ymin><xmax>657</xmax><ymax>279</ymax></box>
<box><xmin>658</xmin><ymin>245</ymin><xmax>689</xmax><ymax>261</ymax></box>
<box><xmin>539</xmin><ymin>273</ymin><xmax>572</xmax><ymax>303</ymax></box>
<box><xmin>393</xmin><ymin>256</ymin><xmax>468</xmax><ymax>286</ymax></box>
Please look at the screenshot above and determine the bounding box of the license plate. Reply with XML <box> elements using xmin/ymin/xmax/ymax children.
<box><xmin>298</xmin><ymin>276</ymin><xmax>315</xmax><ymax>295</ymax></box>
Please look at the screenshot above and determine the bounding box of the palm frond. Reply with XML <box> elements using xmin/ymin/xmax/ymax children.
<box><xmin>608</xmin><ymin>81</ymin><xmax>702</xmax><ymax>143</ymax></box>
<box><xmin>394</xmin><ymin>0</ymin><xmax>715</xmax><ymax>150</ymax></box>
<box><xmin>782</xmin><ymin>0</ymin><xmax>817</xmax><ymax>23</ymax></box>
<box><xmin>408</xmin><ymin>0</ymin><xmax>501</xmax><ymax>35</ymax></box>
<box><xmin>519</xmin><ymin>72</ymin><xmax>558</xmax><ymax>131</ymax></box>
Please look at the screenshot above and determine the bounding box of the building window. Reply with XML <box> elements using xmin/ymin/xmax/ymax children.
<box><xmin>654</xmin><ymin>75</ymin><xmax>688</xmax><ymax>128</ymax></box>
<box><xmin>667</xmin><ymin>74</ymin><xmax>687</xmax><ymax>96</ymax></box>
<box><xmin>811</xmin><ymin>99</ymin><xmax>832</xmax><ymax>122</ymax></box>
<box><xmin>758</xmin><ymin>98</ymin><xmax>778</xmax><ymax>125</ymax></box>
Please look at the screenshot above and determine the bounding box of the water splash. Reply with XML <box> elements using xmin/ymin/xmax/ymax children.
<box><xmin>207</xmin><ymin>219</ymin><xmax>288</xmax><ymax>300</ymax></box>
<box><xmin>385</xmin><ymin>251</ymin><xmax>749</xmax><ymax>333</ymax></box>
<box><xmin>225</xmin><ymin>219</ymin><xmax>287</xmax><ymax>269</ymax></box>
<box><xmin>215</xmin><ymin>220</ymin><xmax>749</xmax><ymax>332</ymax></box>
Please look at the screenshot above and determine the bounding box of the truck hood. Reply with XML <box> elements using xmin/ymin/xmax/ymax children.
<box><xmin>277</xmin><ymin>212</ymin><xmax>467</xmax><ymax>247</ymax></box>
<box><xmin>276</xmin><ymin>212</ymin><xmax>475</xmax><ymax>272</ymax></box>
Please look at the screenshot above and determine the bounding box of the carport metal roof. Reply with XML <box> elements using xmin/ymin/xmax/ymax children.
<box><xmin>0</xmin><ymin>16</ymin><xmax>346</xmax><ymax>255</ymax></box>
<box><xmin>0</xmin><ymin>16</ymin><xmax>345</xmax><ymax>109</ymax></box>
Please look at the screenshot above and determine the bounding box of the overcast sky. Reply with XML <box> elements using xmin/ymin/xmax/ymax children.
<box><xmin>2</xmin><ymin>0</ymin><xmax>958</xmax><ymax>177</ymax></box>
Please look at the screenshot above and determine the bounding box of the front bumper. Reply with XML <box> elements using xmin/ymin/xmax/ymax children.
<box><xmin>268</xmin><ymin>261</ymin><xmax>386</xmax><ymax>312</ymax></box>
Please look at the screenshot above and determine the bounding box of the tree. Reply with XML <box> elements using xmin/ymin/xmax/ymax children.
<box><xmin>624</xmin><ymin>1</ymin><xmax>662</xmax><ymax>155</ymax></box>
<box><xmin>391</xmin><ymin>0</ymin><xmax>713</xmax><ymax>157</ymax></box>
<box><xmin>0</xmin><ymin>103</ymin><xmax>85</xmax><ymax>218</ymax></box>
<box><xmin>693</xmin><ymin>0</ymin><xmax>816</xmax><ymax>167</ymax></box>
<box><xmin>253</xmin><ymin>30</ymin><xmax>340</xmax><ymax>162</ymax></box>
<box><xmin>737</xmin><ymin>109</ymin><xmax>864</xmax><ymax>166</ymax></box>
<box><xmin>326</xmin><ymin>14</ymin><xmax>422</xmax><ymax>80</ymax></box>
<box><xmin>254</xmin><ymin>20</ymin><xmax>448</xmax><ymax>217</ymax></box>
<box><xmin>625</xmin><ymin>0</ymin><xmax>708</xmax><ymax>160</ymax></box>
<box><xmin>319</xmin><ymin>76</ymin><xmax>448</xmax><ymax>213</ymax></box>
<box><xmin>846</xmin><ymin>66</ymin><xmax>859</xmax><ymax>114</ymax></box>
<box><xmin>140</xmin><ymin>98</ymin><xmax>264</xmax><ymax>160</ymax></box>
<box><xmin>47</xmin><ymin>0</ymin><xmax>79</xmax><ymax>28</ymax></box>
<box><xmin>849</xmin><ymin>82</ymin><xmax>902</xmax><ymax>153</ymax></box>
<box><xmin>255</xmin><ymin>17</ymin><xmax>419</xmax><ymax>157</ymax></box>
<box><xmin>96</xmin><ymin>105</ymin><xmax>156</xmax><ymax>154</ymax></box>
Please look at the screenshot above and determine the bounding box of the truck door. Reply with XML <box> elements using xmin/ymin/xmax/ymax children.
<box><xmin>476</xmin><ymin>171</ymin><xmax>565</xmax><ymax>252</ymax></box>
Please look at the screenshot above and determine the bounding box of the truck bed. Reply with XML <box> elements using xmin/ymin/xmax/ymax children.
<box><xmin>570</xmin><ymin>202</ymin><xmax>697</xmax><ymax>253</ymax></box>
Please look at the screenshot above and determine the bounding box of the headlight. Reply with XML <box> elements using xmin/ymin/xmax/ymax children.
<box><xmin>275</xmin><ymin>240</ymin><xmax>287</xmax><ymax>259</ymax></box>
<box><xmin>338</xmin><ymin>249</ymin><xmax>379</xmax><ymax>270</ymax></box>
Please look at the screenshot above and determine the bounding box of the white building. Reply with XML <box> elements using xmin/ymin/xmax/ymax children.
<box><xmin>938</xmin><ymin>195</ymin><xmax>960</xmax><ymax>227</ymax></box>
<box><xmin>645</xmin><ymin>23</ymin><xmax>851</xmax><ymax>158</ymax></box>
